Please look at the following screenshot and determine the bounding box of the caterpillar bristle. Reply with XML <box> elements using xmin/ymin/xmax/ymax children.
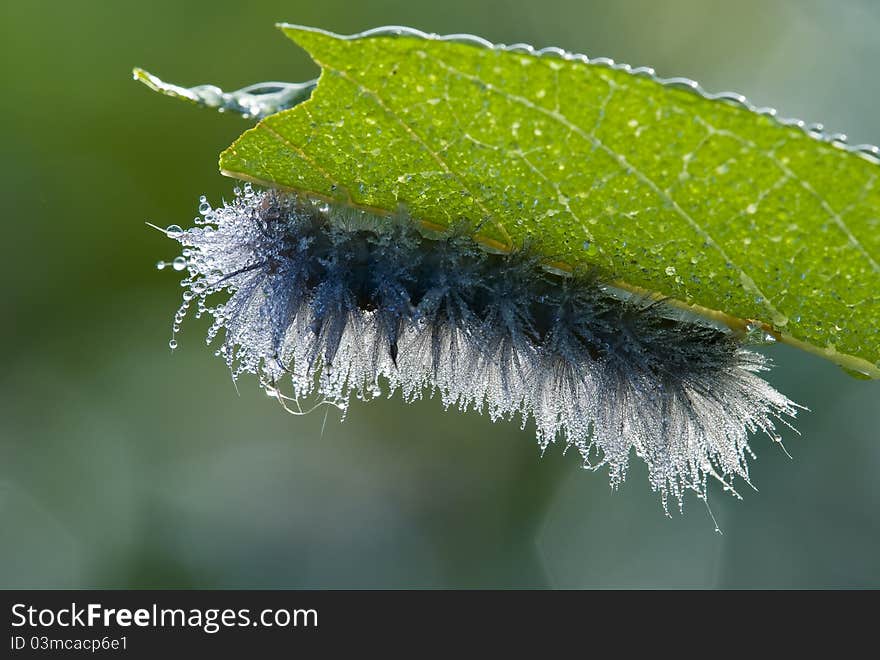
<box><xmin>162</xmin><ymin>185</ymin><xmax>801</xmax><ymax>511</ymax></box>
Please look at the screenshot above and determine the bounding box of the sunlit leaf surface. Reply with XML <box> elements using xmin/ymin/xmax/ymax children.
<box><xmin>217</xmin><ymin>25</ymin><xmax>880</xmax><ymax>377</ymax></box>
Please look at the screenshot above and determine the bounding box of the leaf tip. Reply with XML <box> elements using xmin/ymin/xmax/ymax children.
<box><xmin>131</xmin><ymin>67</ymin><xmax>163</xmax><ymax>92</ymax></box>
<box><xmin>131</xmin><ymin>67</ymin><xmax>203</xmax><ymax>108</ymax></box>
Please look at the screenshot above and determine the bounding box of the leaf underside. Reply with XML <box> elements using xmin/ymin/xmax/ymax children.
<box><xmin>218</xmin><ymin>25</ymin><xmax>880</xmax><ymax>378</ymax></box>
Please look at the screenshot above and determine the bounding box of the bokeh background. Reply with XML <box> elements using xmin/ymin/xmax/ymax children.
<box><xmin>2</xmin><ymin>0</ymin><xmax>879</xmax><ymax>588</ymax></box>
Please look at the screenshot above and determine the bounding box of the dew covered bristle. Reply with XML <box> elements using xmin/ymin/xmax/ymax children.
<box><xmin>161</xmin><ymin>185</ymin><xmax>801</xmax><ymax>511</ymax></box>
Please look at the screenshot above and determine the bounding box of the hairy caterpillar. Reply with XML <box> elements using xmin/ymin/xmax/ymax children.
<box><xmin>156</xmin><ymin>184</ymin><xmax>801</xmax><ymax>514</ymax></box>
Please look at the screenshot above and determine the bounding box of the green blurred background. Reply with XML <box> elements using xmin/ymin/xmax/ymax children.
<box><xmin>2</xmin><ymin>0</ymin><xmax>878</xmax><ymax>588</ymax></box>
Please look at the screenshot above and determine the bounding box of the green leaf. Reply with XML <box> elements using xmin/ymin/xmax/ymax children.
<box><xmin>217</xmin><ymin>25</ymin><xmax>880</xmax><ymax>378</ymax></box>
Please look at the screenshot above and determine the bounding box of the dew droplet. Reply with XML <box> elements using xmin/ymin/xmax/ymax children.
<box><xmin>165</xmin><ymin>224</ymin><xmax>183</xmax><ymax>238</ymax></box>
<box><xmin>172</xmin><ymin>256</ymin><xmax>187</xmax><ymax>271</ymax></box>
<box><xmin>168</xmin><ymin>339</ymin><xmax>178</xmax><ymax>350</ymax></box>
<box><xmin>156</xmin><ymin>261</ymin><xmax>167</xmax><ymax>270</ymax></box>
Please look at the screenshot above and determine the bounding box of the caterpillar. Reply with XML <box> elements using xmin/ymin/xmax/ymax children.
<box><xmin>157</xmin><ymin>184</ymin><xmax>801</xmax><ymax>514</ymax></box>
